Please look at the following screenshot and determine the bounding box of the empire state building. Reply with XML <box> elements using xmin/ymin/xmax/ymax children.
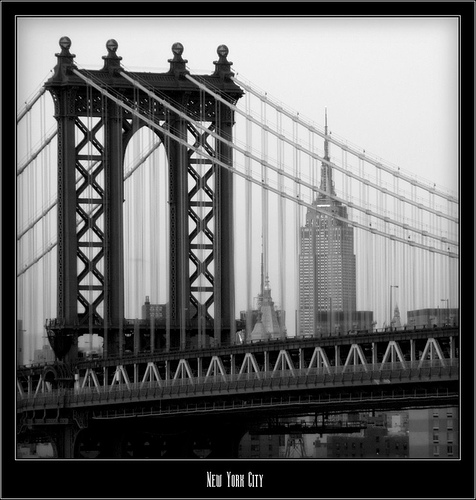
<box><xmin>299</xmin><ymin>111</ymin><xmax>357</xmax><ymax>336</ymax></box>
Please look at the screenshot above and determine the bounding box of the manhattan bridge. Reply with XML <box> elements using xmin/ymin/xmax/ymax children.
<box><xmin>16</xmin><ymin>38</ymin><xmax>459</xmax><ymax>458</ymax></box>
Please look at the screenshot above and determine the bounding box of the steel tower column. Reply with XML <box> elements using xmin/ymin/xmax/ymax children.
<box><xmin>44</xmin><ymin>38</ymin><xmax>242</xmax><ymax>362</ymax></box>
<box><xmin>214</xmin><ymin>101</ymin><xmax>236</xmax><ymax>344</ymax></box>
<box><xmin>45</xmin><ymin>38</ymin><xmax>81</xmax><ymax>361</ymax></box>
<box><xmin>103</xmin><ymin>96</ymin><xmax>125</xmax><ymax>357</ymax></box>
<box><xmin>167</xmin><ymin>106</ymin><xmax>191</xmax><ymax>349</ymax></box>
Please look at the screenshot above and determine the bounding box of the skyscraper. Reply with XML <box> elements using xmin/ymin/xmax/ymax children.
<box><xmin>299</xmin><ymin>111</ymin><xmax>357</xmax><ymax>336</ymax></box>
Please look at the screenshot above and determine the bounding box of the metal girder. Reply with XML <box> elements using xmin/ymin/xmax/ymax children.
<box><xmin>205</xmin><ymin>356</ymin><xmax>227</xmax><ymax>381</ymax></box>
<box><xmin>380</xmin><ymin>341</ymin><xmax>407</xmax><ymax>369</ymax></box>
<box><xmin>418</xmin><ymin>338</ymin><xmax>446</xmax><ymax>368</ymax></box>
<box><xmin>273</xmin><ymin>350</ymin><xmax>295</xmax><ymax>375</ymax></box>
<box><xmin>109</xmin><ymin>366</ymin><xmax>131</xmax><ymax>391</ymax></box>
<box><xmin>140</xmin><ymin>362</ymin><xmax>162</xmax><ymax>389</ymax></box>
<box><xmin>343</xmin><ymin>344</ymin><xmax>369</xmax><ymax>372</ymax></box>
<box><xmin>307</xmin><ymin>347</ymin><xmax>332</xmax><ymax>374</ymax></box>
<box><xmin>238</xmin><ymin>353</ymin><xmax>261</xmax><ymax>379</ymax></box>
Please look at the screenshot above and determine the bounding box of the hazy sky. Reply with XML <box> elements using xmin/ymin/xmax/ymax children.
<box><xmin>17</xmin><ymin>15</ymin><xmax>459</xmax><ymax>193</ymax></box>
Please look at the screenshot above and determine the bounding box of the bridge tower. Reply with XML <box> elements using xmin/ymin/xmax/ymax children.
<box><xmin>44</xmin><ymin>37</ymin><xmax>243</xmax><ymax>361</ymax></box>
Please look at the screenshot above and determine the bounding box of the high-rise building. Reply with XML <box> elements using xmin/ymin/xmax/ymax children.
<box><xmin>299</xmin><ymin>111</ymin><xmax>358</xmax><ymax>336</ymax></box>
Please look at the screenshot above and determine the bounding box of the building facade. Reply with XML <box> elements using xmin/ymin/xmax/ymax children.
<box><xmin>299</xmin><ymin>113</ymin><xmax>358</xmax><ymax>336</ymax></box>
<box><xmin>407</xmin><ymin>308</ymin><xmax>459</xmax><ymax>329</ymax></box>
<box><xmin>326</xmin><ymin>413</ymin><xmax>409</xmax><ymax>459</ymax></box>
<box><xmin>238</xmin><ymin>433</ymin><xmax>283</xmax><ymax>459</ymax></box>
<box><xmin>408</xmin><ymin>407</ymin><xmax>458</xmax><ymax>458</ymax></box>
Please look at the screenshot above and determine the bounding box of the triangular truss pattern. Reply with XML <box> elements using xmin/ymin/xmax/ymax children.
<box><xmin>140</xmin><ymin>362</ymin><xmax>162</xmax><ymax>388</ymax></box>
<box><xmin>238</xmin><ymin>353</ymin><xmax>261</xmax><ymax>379</ymax></box>
<box><xmin>205</xmin><ymin>356</ymin><xmax>227</xmax><ymax>381</ymax></box>
<box><xmin>307</xmin><ymin>347</ymin><xmax>332</xmax><ymax>374</ymax></box>
<box><xmin>80</xmin><ymin>368</ymin><xmax>101</xmax><ymax>393</ymax></box>
<box><xmin>109</xmin><ymin>365</ymin><xmax>131</xmax><ymax>391</ymax></box>
<box><xmin>273</xmin><ymin>350</ymin><xmax>295</xmax><ymax>375</ymax></box>
<box><xmin>343</xmin><ymin>344</ymin><xmax>369</xmax><ymax>372</ymax></box>
<box><xmin>380</xmin><ymin>341</ymin><xmax>407</xmax><ymax>369</ymax></box>
<box><xmin>418</xmin><ymin>338</ymin><xmax>446</xmax><ymax>368</ymax></box>
<box><xmin>173</xmin><ymin>359</ymin><xmax>194</xmax><ymax>384</ymax></box>
<box><xmin>33</xmin><ymin>374</ymin><xmax>52</xmax><ymax>397</ymax></box>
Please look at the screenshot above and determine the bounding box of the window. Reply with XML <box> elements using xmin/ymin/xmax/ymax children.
<box><xmin>433</xmin><ymin>445</ymin><xmax>439</xmax><ymax>456</ymax></box>
<box><xmin>433</xmin><ymin>433</ymin><xmax>439</xmax><ymax>443</ymax></box>
<box><xmin>447</xmin><ymin>431</ymin><xmax>453</xmax><ymax>443</ymax></box>
<box><xmin>447</xmin><ymin>445</ymin><xmax>453</xmax><ymax>456</ymax></box>
<box><xmin>447</xmin><ymin>420</ymin><xmax>453</xmax><ymax>431</ymax></box>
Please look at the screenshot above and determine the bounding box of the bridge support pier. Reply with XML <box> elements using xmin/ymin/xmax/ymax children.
<box><xmin>53</xmin><ymin>425</ymin><xmax>77</xmax><ymax>458</ymax></box>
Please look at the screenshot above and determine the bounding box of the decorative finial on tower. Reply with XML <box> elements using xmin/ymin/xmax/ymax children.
<box><xmin>168</xmin><ymin>42</ymin><xmax>189</xmax><ymax>78</ymax></box>
<box><xmin>50</xmin><ymin>36</ymin><xmax>76</xmax><ymax>81</ymax></box>
<box><xmin>101</xmin><ymin>39</ymin><xmax>122</xmax><ymax>74</ymax></box>
<box><xmin>213</xmin><ymin>45</ymin><xmax>234</xmax><ymax>80</ymax></box>
<box><xmin>57</xmin><ymin>36</ymin><xmax>74</xmax><ymax>58</ymax></box>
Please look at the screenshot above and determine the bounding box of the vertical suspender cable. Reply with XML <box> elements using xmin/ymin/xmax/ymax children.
<box><xmin>261</xmin><ymin>96</ymin><xmax>269</xmax><ymax>302</ymax></box>
<box><xmin>244</xmin><ymin>91</ymin><xmax>253</xmax><ymax>341</ymax></box>
<box><xmin>277</xmin><ymin>106</ymin><xmax>286</xmax><ymax>338</ymax></box>
<box><xmin>293</xmin><ymin>114</ymin><xmax>301</xmax><ymax>336</ymax></box>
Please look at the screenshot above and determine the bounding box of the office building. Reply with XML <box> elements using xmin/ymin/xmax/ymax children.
<box><xmin>299</xmin><ymin>112</ymin><xmax>366</xmax><ymax>336</ymax></box>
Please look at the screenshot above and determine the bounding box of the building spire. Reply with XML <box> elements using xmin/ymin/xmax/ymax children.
<box><xmin>319</xmin><ymin>107</ymin><xmax>335</xmax><ymax>197</ymax></box>
<box><xmin>324</xmin><ymin>107</ymin><xmax>329</xmax><ymax>160</ymax></box>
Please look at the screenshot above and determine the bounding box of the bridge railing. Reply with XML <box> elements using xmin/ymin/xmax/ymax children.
<box><xmin>17</xmin><ymin>359</ymin><xmax>459</xmax><ymax>411</ymax></box>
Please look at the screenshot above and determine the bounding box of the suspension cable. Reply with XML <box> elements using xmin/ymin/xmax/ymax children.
<box><xmin>67</xmin><ymin>68</ymin><xmax>458</xmax><ymax>258</ymax></box>
<box><xmin>18</xmin><ymin>66</ymin><xmax>458</xmax><ymax>280</ymax></box>
<box><xmin>118</xmin><ymin>70</ymin><xmax>457</xmax><ymax>248</ymax></box>
<box><xmin>191</xmin><ymin>74</ymin><xmax>458</xmax><ymax>219</ymax></box>
<box><xmin>232</xmin><ymin>75</ymin><xmax>457</xmax><ymax>204</ymax></box>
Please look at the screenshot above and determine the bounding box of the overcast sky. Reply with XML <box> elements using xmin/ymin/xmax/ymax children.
<box><xmin>17</xmin><ymin>15</ymin><xmax>459</xmax><ymax>193</ymax></box>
